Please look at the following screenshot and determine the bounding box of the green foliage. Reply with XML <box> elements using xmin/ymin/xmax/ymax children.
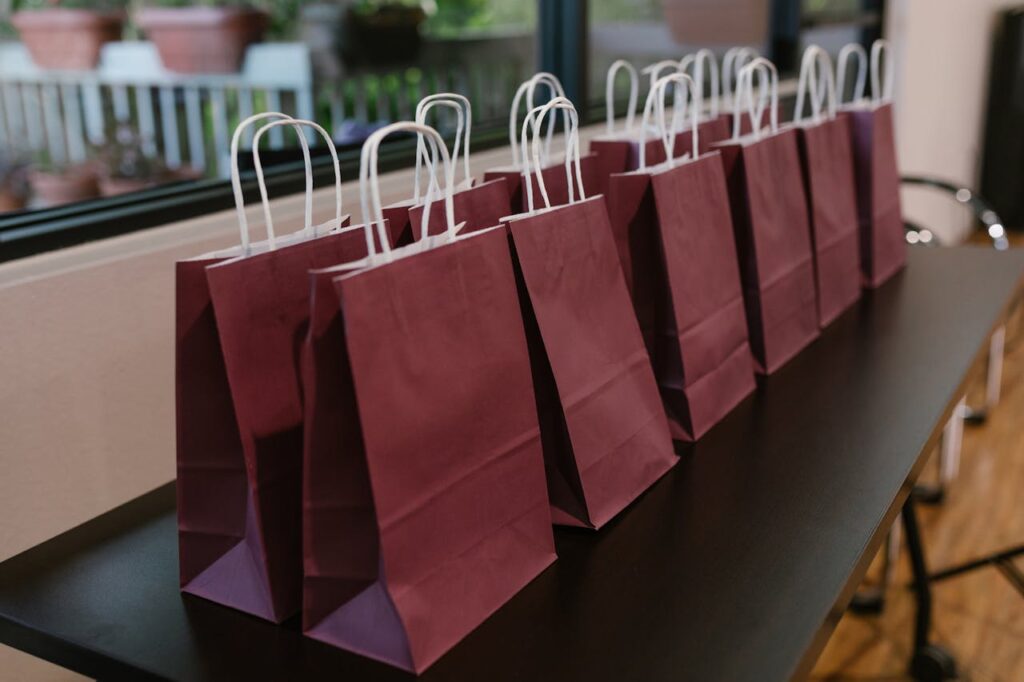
<box><xmin>259</xmin><ymin>0</ymin><xmax>302</xmax><ymax>40</ymax></box>
<box><xmin>803</xmin><ymin>0</ymin><xmax>861</xmax><ymax>14</ymax></box>
<box><xmin>353</xmin><ymin>0</ymin><xmax>429</xmax><ymax>10</ymax></box>
<box><xmin>425</xmin><ymin>0</ymin><xmax>534</xmax><ymax>34</ymax></box>
<box><xmin>590</xmin><ymin>0</ymin><xmax>662</xmax><ymax>23</ymax></box>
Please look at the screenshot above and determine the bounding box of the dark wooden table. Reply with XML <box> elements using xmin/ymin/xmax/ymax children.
<box><xmin>1</xmin><ymin>247</ymin><xmax>1021</xmax><ymax>682</ymax></box>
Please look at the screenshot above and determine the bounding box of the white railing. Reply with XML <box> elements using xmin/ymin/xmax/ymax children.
<box><xmin>0</xmin><ymin>35</ymin><xmax>535</xmax><ymax>180</ymax></box>
<box><xmin>0</xmin><ymin>41</ymin><xmax>314</xmax><ymax>178</ymax></box>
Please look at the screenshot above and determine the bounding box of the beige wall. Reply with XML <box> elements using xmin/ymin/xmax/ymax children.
<box><xmin>888</xmin><ymin>0</ymin><xmax>1016</xmax><ymax>243</ymax></box>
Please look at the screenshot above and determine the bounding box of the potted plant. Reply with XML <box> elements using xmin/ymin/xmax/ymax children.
<box><xmin>340</xmin><ymin>0</ymin><xmax>430</xmax><ymax>68</ymax></box>
<box><xmin>135</xmin><ymin>1</ymin><xmax>269</xmax><ymax>74</ymax></box>
<box><xmin>93</xmin><ymin>124</ymin><xmax>199</xmax><ymax>196</ymax></box>
<box><xmin>30</xmin><ymin>151</ymin><xmax>100</xmax><ymax>207</ymax></box>
<box><xmin>0</xmin><ymin>153</ymin><xmax>31</xmax><ymax>212</ymax></box>
<box><xmin>10</xmin><ymin>0</ymin><xmax>126</xmax><ymax>71</ymax></box>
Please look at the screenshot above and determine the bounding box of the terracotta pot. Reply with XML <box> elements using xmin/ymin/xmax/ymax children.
<box><xmin>11</xmin><ymin>9</ymin><xmax>124</xmax><ymax>71</ymax></box>
<box><xmin>31</xmin><ymin>168</ymin><xmax>100</xmax><ymax>207</ymax></box>
<box><xmin>136</xmin><ymin>7</ymin><xmax>268</xmax><ymax>74</ymax></box>
<box><xmin>0</xmin><ymin>192</ymin><xmax>28</xmax><ymax>213</ymax></box>
<box><xmin>660</xmin><ymin>0</ymin><xmax>768</xmax><ymax>46</ymax></box>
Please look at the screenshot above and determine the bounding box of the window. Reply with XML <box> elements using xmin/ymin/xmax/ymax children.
<box><xmin>0</xmin><ymin>0</ymin><xmax>539</xmax><ymax>259</ymax></box>
<box><xmin>0</xmin><ymin>0</ymin><xmax>882</xmax><ymax>261</ymax></box>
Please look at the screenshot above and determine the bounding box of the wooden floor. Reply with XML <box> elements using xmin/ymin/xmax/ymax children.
<box><xmin>810</xmin><ymin>251</ymin><xmax>1024</xmax><ymax>681</ymax></box>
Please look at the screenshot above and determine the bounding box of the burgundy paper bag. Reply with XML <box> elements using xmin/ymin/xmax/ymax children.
<box><xmin>590</xmin><ymin>111</ymin><xmax>721</xmax><ymax>182</ymax></box>
<box><xmin>589</xmin><ymin>59</ymin><xmax>643</xmax><ymax>194</ymax></box>
<box><xmin>177</xmin><ymin>221</ymin><xmax>381</xmax><ymax>623</ymax></box>
<box><xmin>606</xmin><ymin>153</ymin><xmax>756</xmax><ymax>440</ymax></box>
<box><xmin>503</xmin><ymin>196</ymin><xmax>676</xmax><ymax>528</ymax></box>
<box><xmin>596</xmin><ymin>72</ymin><xmax>756</xmax><ymax>439</ymax></box>
<box><xmin>590</xmin><ymin>137</ymin><xmax>630</xmax><ymax>176</ymax></box>
<box><xmin>675</xmin><ymin>50</ymin><xmax>733</xmax><ymax>159</ymax></box>
<box><xmin>673</xmin><ymin>116</ymin><xmax>731</xmax><ymax>159</ymax></box>
<box><xmin>706</xmin><ymin>55</ymin><xmax>819</xmax><ymax>373</ymax></box>
<box><xmin>407</xmin><ymin>177</ymin><xmax>512</xmax><ymax>236</ymax></box>
<box><xmin>789</xmin><ymin>46</ymin><xmax>862</xmax><ymax>326</ymax></box>
<box><xmin>177</xmin><ymin>109</ymin><xmax>374</xmax><ymax>621</ymax></box>
<box><xmin>844</xmin><ymin>101</ymin><xmax>906</xmax><ymax>288</ymax></box>
<box><xmin>795</xmin><ymin>115</ymin><xmax>862</xmax><ymax>326</ymax></box>
<box><xmin>591</xmin><ymin>121</ymin><xmax>725</xmax><ymax>182</ymax></box>
<box><xmin>591</xmin><ymin>64</ymin><xmax>730</xmax><ymax>186</ymax></box>
<box><xmin>404</xmin><ymin>93</ymin><xmax>513</xmax><ymax>237</ymax></box>
<box><xmin>379</xmin><ymin>199</ymin><xmax>415</xmax><ymax>247</ymax></box>
<box><xmin>716</xmin><ymin>126</ymin><xmax>820</xmax><ymax>374</ymax></box>
<box><xmin>590</xmin><ymin>137</ymin><xmax>668</xmax><ymax>188</ymax></box>
<box><xmin>178</xmin><ymin>223</ymin><xmax>370</xmax><ymax>622</ymax></box>
<box><xmin>302</xmin><ymin>227</ymin><xmax>555</xmax><ymax>673</ymax></box>
<box><xmin>176</xmin><ymin>256</ymin><xmax>249</xmax><ymax>605</ymax></box>
<box><xmin>484</xmin><ymin>153</ymin><xmax>602</xmax><ymax>214</ymax></box>
<box><xmin>722</xmin><ymin>109</ymin><xmax>768</xmax><ymax>139</ymax></box>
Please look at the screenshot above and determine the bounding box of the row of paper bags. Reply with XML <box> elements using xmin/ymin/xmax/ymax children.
<box><xmin>175</xmin><ymin>41</ymin><xmax>905</xmax><ymax>673</ymax></box>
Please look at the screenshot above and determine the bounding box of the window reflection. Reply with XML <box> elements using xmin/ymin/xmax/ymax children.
<box><xmin>0</xmin><ymin>0</ymin><xmax>536</xmax><ymax>212</ymax></box>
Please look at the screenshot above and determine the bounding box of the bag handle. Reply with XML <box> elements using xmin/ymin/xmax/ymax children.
<box><xmin>637</xmin><ymin>73</ymin><xmax>698</xmax><ymax>171</ymax></box>
<box><xmin>509</xmin><ymin>72</ymin><xmax>567</xmax><ymax>169</ymax></box>
<box><xmin>837</xmin><ymin>42</ymin><xmax>868</xmax><ymax>104</ymax></box>
<box><xmin>642</xmin><ymin>59</ymin><xmax>682</xmax><ymax>91</ymax></box>
<box><xmin>794</xmin><ymin>45</ymin><xmax>837</xmax><ymax>123</ymax></box>
<box><xmin>360</xmin><ymin>121</ymin><xmax>455</xmax><ymax>261</ymax></box>
<box><xmin>521</xmin><ymin>97</ymin><xmax>585</xmax><ymax>215</ymax></box>
<box><xmin>230</xmin><ymin>112</ymin><xmax>312</xmax><ymax>255</ymax></box>
<box><xmin>816</xmin><ymin>50</ymin><xmax>837</xmax><ymax>120</ymax></box>
<box><xmin>605</xmin><ymin>59</ymin><xmax>639</xmax><ymax>134</ymax></box>
<box><xmin>414</xmin><ymin>93</ymin><xmax>471</xmax><ymax>203</ymax></box>
<box><xmin>871</xmin><ymin>39</ymin><xmax>894</xmax><ymax>103</ymax></box>
<box><xmin>636</xmin><ymin>73</ymin><xmax>679</xmax><ymax>171</ymax></box>
<box><xmin>641</xmin><ymin>59</ymin><xmax>683</xmax><ymax>136</ymax></box>
<box><xmin>733</xmin><ymin>57</ymin><xmax>779</xmax><ymax>141</ymax></box>
<box><xmin>414</xmin><ymin>99</ymin><xmax>455</xmax><ymax>205</ymax></box>
<box><xmin>680</xmin><ymin>48</ymin><xmax>720</xmax><ymax>120</ymax></box>
<box><xmin>722</xmin><ymin>46</ymin><xmax>758</xmax><ymax>101</ymax></box>
<box><xmin>251</xmin><ymin>119</ymin><xmax>343</xmax><ymax>252</ymax></box>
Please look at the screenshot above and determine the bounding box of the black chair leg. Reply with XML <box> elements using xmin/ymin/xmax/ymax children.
<box><xmin>902</xmin><ymin>496</ymin><xmax>958</xmax><ymax>681</ymax></box>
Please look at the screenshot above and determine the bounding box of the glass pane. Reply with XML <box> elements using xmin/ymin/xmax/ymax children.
<box><xmin>0</xmin><ymin>0</ymin><xmax>536</xmax><ymax>217</ymax></box>
<box><xmin>800</xmin><ymin>0</ymin><xmax>881</xmax><ymax>58</ymax></box>
<box><xmin>589</xmin><ymin>0</ymin><xmax>771</xmax><ymax>105</ymax></box>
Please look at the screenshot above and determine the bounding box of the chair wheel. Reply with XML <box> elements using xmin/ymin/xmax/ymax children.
<box><xmin>961</xmin><ymin>409</ymin><xmax>987</xmax><ymax>425</ymax></box>
<box><xmin>912</xmin><ymin>484</ymin><xmax>945</xmax><ymax>505</ymax></box>
<box><xmin>849</xmin><ymin>587</ymin><xmax>885</xmax><ymax>614</ymax></box>
<box><xmin>910</xmin><ymin>644</ymin><xmax>958</xmax><ymax>681</ymax></box>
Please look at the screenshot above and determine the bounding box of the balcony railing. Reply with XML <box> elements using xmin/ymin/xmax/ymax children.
<box><xmin>0</xmin><ymin>33</ymin><xmax>535</xmax><ymax>179</ymax></box>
